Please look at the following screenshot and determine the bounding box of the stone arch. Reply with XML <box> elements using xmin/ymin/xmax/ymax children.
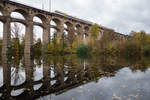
<box><xmin>75</xmin><ymin>24</ymin><xmax>82</xmax><ymax>35</ymax></box>
<box><xmin>33</xmin><ymin>14</ymin><xmax>47</xmax><ymax>24</ymax></box>
<box><xmin>50</xmin><ymin>18</ymin><xmax>61</xmax><ymax>27</ymax></box>
<box><xmin>82</xmin><ymin>26</ymin><xmax>90</xmax><ymax>40</ymax></box>
<box><xmin>84</xmin><ymin>26</ymin><xmax>90</xmax><ymax>32</ymax></box>
<box><xmin>11</xmin><ymin>19</ymin><xmax>27</xmax><ymax>26</ymax></box>
<box><xmin>64</xmin><ymin>21</ymin><xmax>73</xmax><ymax>29</ymax></box>
<box><xmin>10</xmin><ymin>8</ymin><xmax>28</xmax><ymax>20</ymax></box>
<box><xmin>64</xmin><ymin>21</ymin><xmax>74</xmax><ymax>37</ymax></box>
<box><xmin>84</xmin><ymin>26</ymin><xmax>90</xmax><ymax>35</ymax></box>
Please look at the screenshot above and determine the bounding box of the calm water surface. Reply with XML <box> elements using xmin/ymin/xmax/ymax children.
<box><xmin>0</xmin><ymin>55</ymin><xmax>150</xmax><ymax>100</ymax></box>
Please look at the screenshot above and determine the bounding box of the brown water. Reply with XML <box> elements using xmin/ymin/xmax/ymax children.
<box><xmin>0</xmin><ymin>55</ymin><xmax>150</xmax><ymax>100</ymax></box>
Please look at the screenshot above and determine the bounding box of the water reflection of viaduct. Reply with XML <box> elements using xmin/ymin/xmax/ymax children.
<box><xmin>0</xmin><ymin>54</ymin><xmax>116</xmax><ymax>100</ymax></box>
<box><xmin>0</xmin><ymin>0</ymin><xmax>128</xmax><ymax>55</ymax></box>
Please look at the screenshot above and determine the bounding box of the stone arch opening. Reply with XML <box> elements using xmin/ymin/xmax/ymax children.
<box><xmin>11</xmin><ymin>22</ymin><xmax>25</xmax><ymax>38</ymax></box>
<box><xmin>10</xmin><ymin>22</ymin><xmax>25</xmax><ymax>56</ymax></box>
<box><xmin>0</xmin><ymin>21</ymin><xmax>3</xmax><ymax>55</ymax></box>
<box><xmin>64</xmin><ymin>21</ymin><xmax>74</xmax><ymax>38</ymax></box>
<box><xmin>64</xmin><ymin>30</ymin><xmax>68</xmax><ymax>36</ymax></box>
<box><xmin>64</xmin><ymin>23</ymin><xmax>67</xmax><ymax>29</ymax></box>
<box><xmin>50</xmin><ymin>20</ymin><xmax>57</xmax><ymax>26</ymax></box>
<box><xmin>50</xmin><ymin>18</ymin><xmax>61</xmax><ymax>27</ymax></box>
<box><xmin>0</xmin><ymin>11</ymin><xmax>3</xmax><ymax>16</ymax></box>
<box><xmin>64</xmin><ymin>21</ymin><xmax>73</xmax><ymax>29</ymax></box>
<box><xmin>33</xmin><ymin>14</ymin><xmax>47</xmax><ymax>24</ymax></box>
<box><xmin>33</xmin><ymin>25</ymin><xmax>43</xmax><ymax>43</ymax></box>
<box><xmin>83</xmin><ymin>26</ymin><xmax>89</xmax><ymax>39</ymax></box>
<box><xmin>75</xmin><ymin>24</ymin><xmax>81</xmax><ymax>30</ymax></box>
<box><xmin>10</xmin><ymin>9</ymin><xmax>28</xmax><ymax>20</ymax></box>
<box><xmin>84</xmin><ymin>26</ymin><xmax>89</xmax><ymax>32</ymax></box>
<box><xmin>50</xmin><ymin>28</ymin><xmax>58</xmax><ymax>41</ymax></box>
<box><xmin>0</xmin><ymin>6</ymin><xmax>3</xmax><ymax>16</ymax></box>
<box><xmin>75</xmin><ymin>24</ymin><xmax>82</xmax><ymax>35</ymax></box>
<box><xmin>62</xmin><ymin>30</ymin><xmax>68</xmax><ymax>43</ymax></box>
<box><xmin>0</xmin><ymin>12</ymin><xmax>3</xmax><ymax>23</ymax></box>
<box><xmin>33</xmin><ymin>16</ymin><xmax>42</xmax><ymax>23</ymax></box>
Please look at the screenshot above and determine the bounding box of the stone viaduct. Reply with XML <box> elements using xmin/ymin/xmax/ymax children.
<box><xmin>0</xmin><ymin>0</ymin><xmax>128</xmax><ymax>55</ymax></box>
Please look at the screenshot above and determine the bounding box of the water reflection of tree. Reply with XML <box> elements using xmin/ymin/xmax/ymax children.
<box><xmin>127</xmin><ymin>57</ymin><xmax>150</xmax><ymax>72</ymax></box>
<box><xmin>1</xmin><ymin>54</ymin><xmax>150</xmax><ymax>99</ymax></box>
<box><xmin>8</xmin><ymin>54</ymin><xmax>150</xmax><ymax>87</ymax></box>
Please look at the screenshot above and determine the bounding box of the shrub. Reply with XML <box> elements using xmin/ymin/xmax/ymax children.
<box><xmin>76</xmin><ymin>44</ymin><xmax>91</xmax><ymax>60</ymax></box>
<box><xmin>120</xmin><ymin>41</ymin><xmax>141</xmax><ymax>58</ymax></box>
<box><xmin>143</xmin><ymin>45</ymin><xmax>150</xmax><ymax>56</ymax></box>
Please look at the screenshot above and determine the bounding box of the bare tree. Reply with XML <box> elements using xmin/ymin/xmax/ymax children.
<box><xmin>11</xmin><ymin>22</ymin><xmax>23</xmax><ymax>39</ymax></box>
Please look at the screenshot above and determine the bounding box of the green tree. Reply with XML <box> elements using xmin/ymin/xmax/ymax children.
<box><xmin>33</xmin><ymin>38</ymin><xmax>42</xmax><ymax>56</ymax></box>
<box><xmin>90</xmin><ymin>24</ymin><xmax>100</xmax><ymax>41</ymax></box>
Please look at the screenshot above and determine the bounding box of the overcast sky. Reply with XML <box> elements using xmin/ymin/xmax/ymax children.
<box><xmin>3</xmin><ymin>0</ymin><xmax>150</xmax><ymax>35</ymax></box>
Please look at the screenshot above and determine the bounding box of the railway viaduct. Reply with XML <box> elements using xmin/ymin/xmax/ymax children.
<box><xmin>0</xmin><ymin>0</ymin><xmax>128</xmax><ymax>55</ymax></box>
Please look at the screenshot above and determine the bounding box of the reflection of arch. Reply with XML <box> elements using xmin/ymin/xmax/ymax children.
<box><xmin>51</xmin><ymin>18</ymin><xmax>61</xmax><ymax>26</ymax></box>
<box><xmin>33</xmin><ymin>83</ymin><xmax>43</xmax><ymax>91</ymax></box>
<box><xmin>10</xmin><ymin>9</ymin><xmax>28</xmax><ymax>19</ymax></box>
<box><xmin>34</xmin><ymin>65</ymin><xmax>43</xmax><ymax>81</ymax></box>
<box><xmin>11</xmin><ymin>66</ymin><xmax>26</xmax><ymax>86</ymax></box>
<box><xmin>33</xmin><ymin>14</ymin><xmax>47</xmax><ymax>23</ymax></box>
<box><xmin>11</xmin><ymin>88</ymin><xmax>24</xmax><ymax>97</ymax></box>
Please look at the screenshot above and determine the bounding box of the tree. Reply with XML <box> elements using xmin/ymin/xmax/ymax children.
<box><xmin>90</xmin><ymin>24</ymin><xmax>100</xmax><ymax>41</ymax></box>
<box><xmin>67</xmin><ymin>29</ymin><xmax>77</xmax><ymax>51</ymax></box>
<box><xmin>33</xmin><ymin>38</ymin><xmax>42</xmax><ymax>56</ymax></box>
<box><xmin>11</xmin><ymin>23</ymin><xmax>23</xmax><ymax>57</ymax></box>
<box><xmin>11</xmin><ymin>23</ymin><xmax>23</xmax><ymax>39</ymax></box>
